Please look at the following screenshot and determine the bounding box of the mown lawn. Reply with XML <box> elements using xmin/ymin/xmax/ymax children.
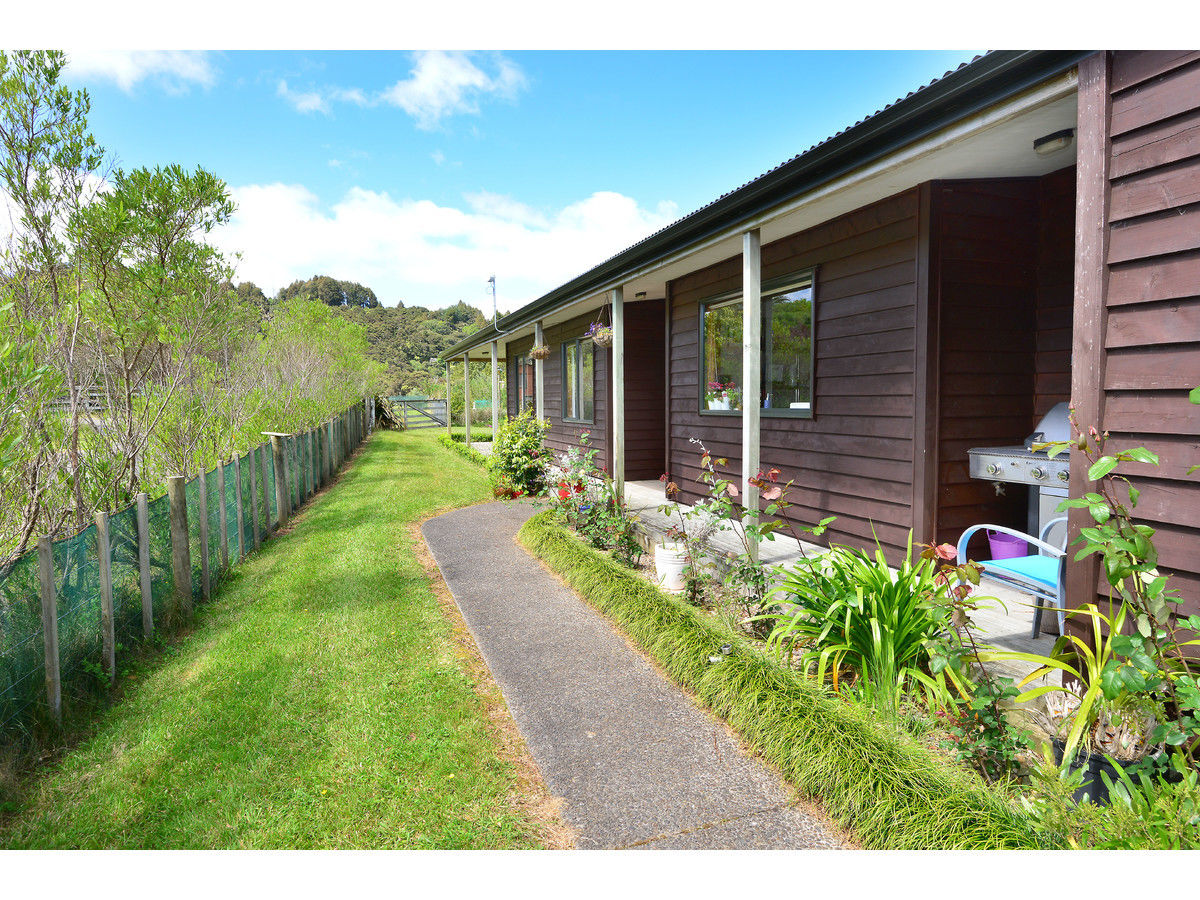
<box><xmin>1</xmin><ymin>430</ymin><xmax>542</xmax><ymax>849</ymax></box>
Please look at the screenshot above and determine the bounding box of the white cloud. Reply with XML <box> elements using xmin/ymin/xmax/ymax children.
<box><xmin>277</xmin><ymin>79</ymin><xmax>327</xmax><ymax>114</ymax></box>
<box><xmin>379</xmin><ymin>51</ymin><xmax>527</xmax><ymax>130</ymax></box>
<box><xmin>66</xmin><ymin>51</ymin><xmax>215</xmax><ymax>93</ymax></box>
<box><xmin>332</xmin><ymin>87</ymin><xmax>368</xmax><ymax>106</ymax></box>
<box><xmin>275</xmin><ymin>52</ymin><xmax>527</xmax><ymax>128</ymax></box>
<box><xmin>210</xmin><ymin>183</ymin><xmax>678</xmax><ymax>311</ymax></box>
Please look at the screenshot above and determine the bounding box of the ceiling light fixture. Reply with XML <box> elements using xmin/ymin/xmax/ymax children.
<box><xmin>1034</xmin><ymin>128</ymin><xmax>1075</xmax><ymax>157</ymax></box>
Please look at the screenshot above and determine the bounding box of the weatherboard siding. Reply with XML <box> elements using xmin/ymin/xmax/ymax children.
<box><xmin>930</xmin><ymin>172</ymin><xmax>1076</xmax><ymax>551</ymax></box>
<box><xmin>1067</xmin><ymin>51</ymin><xmax>1200</xmax><ymax>626</ymax></box>
<box><xmin>1095</xmin><ymin>51</ymin><xmax>1200</xmax><ymax>617</ymax></box>
<box><xmin>666</xmin><ymin>189</ymin><xmax>921</xmax><ymax>562</ymax></box>
<box><xmin>507</xmin><ymin>312</ymin><xmax>610</xmax><ymax>471</ymax></box>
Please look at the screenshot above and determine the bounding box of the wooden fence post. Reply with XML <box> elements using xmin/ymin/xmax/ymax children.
<box><xmin>136</xmin><ymin>492</ymin><xmax>153</xmax><ymax>637</ymax></box>
<box><xmin>198</xmin><ymin>469</ymin><xmax>211</xmax><ymax>601</ymax></box>
<box><xmin>249</xmin><ymin>446</ymin><xmax>262</xmax><ymax>549</ymax></box>
<box><xmin>318</xmin><ymin>428</ymin><xmax>326</xmax><ymax>486</ymax></box>
<box><xmin>234</xmin><ymin>454</ymin><xmax>246</xmax><ymax>560</ymax></box>
<box><xmin>285</xmin><ymin>439</ymin><xmax>295</xmax><ymax>513</ymax></box>
<box><xmin>259</xmin><ymin>442</ymin><xmax>272</xmax><ymax>533</ymax></box>
<box><xmin>216</xmin><ymin>460</ymin><xmax>229</xmax><ymax>570</ymax></box>
<box><xmin>297</xmin><ymin>433</ymin><xmax>306</xmax><ymax>502</ymax></box>
<box><xmin>94</xmin><ymin>511</ymin><xmax>116</xmax><ymax>686</ymax></box>
<box><xmin>304</xmin><ymin>430</ymin><xmax>313</xmax><ymax>499</ymax></box>
<box><xmin>326</xmin><ymin>420</ymin><xmax>334</xmax><ymax>481</ymax></box>
<box><xmin>271</xmin><ymin>435</ymin><xmax>290</xmax><ymax>527</ymax></box>
<box><xmin>36</xmin><ymin>536</ymin><xmax>62</xmax><ymax>725</ymax></box>
<box><xmin>167</xmin><ymin>475</ymin><xmax>192</xmax><ymax>618</ymax></box>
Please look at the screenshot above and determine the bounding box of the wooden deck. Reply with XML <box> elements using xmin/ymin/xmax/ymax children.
<box><xmin>623</xmin><ymin>479</ymin><xmax>1060</xmax><ymax>686</ymax></box>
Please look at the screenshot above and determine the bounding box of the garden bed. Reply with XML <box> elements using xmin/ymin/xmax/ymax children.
<box><xmin>518</xmin><ymin>510</ymin><xmax>1044</xmax><ymax>850</ymax></box>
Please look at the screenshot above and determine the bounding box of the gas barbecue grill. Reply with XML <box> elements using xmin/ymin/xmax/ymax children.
<box><xmin>967</xmin><ymin>402</ymin><xmax>1072</xmax><ymax>548</ymax></box>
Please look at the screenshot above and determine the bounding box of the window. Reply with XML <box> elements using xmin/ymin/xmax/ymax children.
<box><xmin>562</xmin><ymin>338</ymin><xmax>594</xmax><ymax>423</ymax></box>
<box><xmin>700</xmin><ymin>271</ymin><xmax>815</xmax><ymax>417</ymax></box>
<box><xmin>514</xmin><ymin>354</ymin><xmax>535</xmax><ymax>412</ymax></box>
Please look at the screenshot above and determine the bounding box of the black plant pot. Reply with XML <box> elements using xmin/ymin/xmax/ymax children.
<box><xmin>1051</xmin><ymin>738</ymin><xmax>1155</xmax><ymax>805</ymax></box>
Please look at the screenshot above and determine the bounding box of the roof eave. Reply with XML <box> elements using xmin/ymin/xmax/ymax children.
<box><xmin>442</xmin><ymin>49</ymin><xmax>1092</xmax><ymax>360</ymax></box>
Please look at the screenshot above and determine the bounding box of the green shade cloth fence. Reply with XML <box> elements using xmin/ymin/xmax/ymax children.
<box><xmin>0</xmin><ymin>401</ymin><xmax>371</xmax><ymax>737</ymax></box>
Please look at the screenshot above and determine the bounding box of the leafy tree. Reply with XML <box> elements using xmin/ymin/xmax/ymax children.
<box><xmin>276</xmin><ymin>274</ymin><xmax>380</xmax><ymax>308</ymax></box>
<box><xmin>0</xmin><ymin>49</ymin><xmax>103</xmax><ymax>537</ymax></box>
<box><xmin>331</xmin><ymin>301</ymin><xmax>488</xmax><ymax>395</ymax></box>
<box><xmin>341</xmin><ymin>279</ymin><xmax>379</xmax><ymax>308</ymax></box>
<box><xmin>73</xmin><ymin>163</ymin><xmax>243</xmax><ymax>496</ymax></box>
<box><xmin>235</xmin><ymin>280</ymin><xmax>269</xmax><ymax>313</ymax></box>
<box><xmin>0</xmin><ymin>50</ymin><xmax>390</xmax><ymax>557</ymax></box>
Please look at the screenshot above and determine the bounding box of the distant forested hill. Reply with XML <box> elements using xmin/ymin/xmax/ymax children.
<box><xmin>235</xmin><ymin>276</ymin><xmax>488</xmax><ymax>395</ymax></box>
<box><xmin>333</xmin><ymin>301</ymin><xmax>488</xmax><ymax>395</ymax></box>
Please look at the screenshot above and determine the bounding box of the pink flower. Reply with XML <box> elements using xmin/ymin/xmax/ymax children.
<box><xmin>761</xmin><ymin>485</ymin><xmax>782</xmax><ymax>501</ymax></box>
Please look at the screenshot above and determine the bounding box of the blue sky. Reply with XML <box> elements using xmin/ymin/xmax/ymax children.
<box><xmin>62</xmin><ymin>50</ymin><xmax>979</xmax><ymax>311</ymax></box>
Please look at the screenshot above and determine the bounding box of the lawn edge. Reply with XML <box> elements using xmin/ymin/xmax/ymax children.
<box><xmin>517</xmin><ymin>510</ymin><xmax>1049</xmax><ymax>851</ymax></box>
<box><xmin>436</xmin><ymin>433</ymin><xmax>491</xmax><ymax>468</ymax></box>
<box><xmin>411</xmin><ymin>513</ymin><xmax>575</xmax><ymax>849</ymax></box>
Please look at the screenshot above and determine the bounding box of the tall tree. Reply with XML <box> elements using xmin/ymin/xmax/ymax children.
<box><xmin>235</xmin><ymin>280</ymin><xmax>269</xmax><ymax>313</ymax></box>
<box><xmin>0</xmin><ymin>49</ymin><xmax>103</xmax><ymax>537</ymax></box>
<box><xmin>74</xmin><ymin>163</ymin><xmax>242</xmax><ymax>495</ymax></box>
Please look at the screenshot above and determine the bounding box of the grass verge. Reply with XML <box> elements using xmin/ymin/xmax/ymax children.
<box><xmin>0</xmin><ymin>431</ymin><xmax>554</xmax><ymax>849</ymax></box>
<box><xmin>441</xmin><ymin>426</ymin><xmax>493</xmax><ymax>442</ymax></box>
<box><xmin>437</xmin><ymin>432</ymin><xmax>491</xmax><ymax>468</ymax></box>
<box><xmin>518</xmin><ymin>510</ymin><xmax>1046</xmax><ymax>850</ymax></box>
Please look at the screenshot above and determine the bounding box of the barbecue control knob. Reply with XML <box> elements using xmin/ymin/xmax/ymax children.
<box><xmin>986</xmin><ymin>463</ymin><xmax>1001</xmax><ymax>476</ymax></box>
<box><xmin>1031</xmin><ymin>467</ymin><xmax>1047</xmax><ymax>480</ymax></box>
<box><xmin>1058</xmin><ymin>470</ymin><xmax>1070</xmax><ymax>483</ymax></box>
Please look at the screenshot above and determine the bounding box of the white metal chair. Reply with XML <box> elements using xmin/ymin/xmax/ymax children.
<box><xmin>955</xmin><ymin>518</ymin><xmax>1068</xmax><ymax>639</ymax></box>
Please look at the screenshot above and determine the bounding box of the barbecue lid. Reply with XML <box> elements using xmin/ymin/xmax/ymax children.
<box><xmin>1024</xmin><ymin>401</ymin><xmax>1071</xmax><ymax>451</ymax></box>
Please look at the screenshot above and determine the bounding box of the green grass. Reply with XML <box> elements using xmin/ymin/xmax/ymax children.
<box><xmin>0</xmin><ymin>431</ymin><xmax>542</xmax><ymax>849</ymax></box>
<box><xmin>519</xmin><ymin>510</ymin><xmax>1048</xmax><ymax>850</ymax></box>
<box><xmin>437</xmin><ymin>433</ymin><xmax>491</xmax><ymax>469</ymax></box>
<box><xmin>446</xmin><ymin>426</ymin><xmax>493</xmax><ymax>442</ymax></box>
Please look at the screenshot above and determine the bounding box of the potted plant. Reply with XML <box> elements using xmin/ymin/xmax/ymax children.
<box><xmin>530</xmin><ymin>344</ymin><xmax>550</xmax><ymax>360</ymax></box>
<box><xmin>704</xmin><ymin>381</ymin><xmax>739</xmax><ymax>411</ymax></box>
<box><xmin>983</xmin><ymin>601</ymin><xmax>1167</xmax><ymax>804</ymax></box>
<box><xmin>586</xmin><ymin>321</ymin><xmax>613</xmax><ymax>348</ymax></box>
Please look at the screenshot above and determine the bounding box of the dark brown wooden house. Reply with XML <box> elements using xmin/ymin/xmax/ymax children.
<box><xmin>443</xmin><ymin>50</ymin><xmax>1200</xmax><ymax>624</ymax></box>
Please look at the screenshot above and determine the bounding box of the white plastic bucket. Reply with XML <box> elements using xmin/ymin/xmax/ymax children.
<box><xmin>654</xmin><ymin>543</ymin><xmax>689</xmax><ymax>593</ymax></box>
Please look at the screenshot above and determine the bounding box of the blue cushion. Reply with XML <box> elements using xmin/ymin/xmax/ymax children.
<box><xmin>982</xmin><ymin>555</ymin><xmax>1061</xmax><ymax>589</ymax></box>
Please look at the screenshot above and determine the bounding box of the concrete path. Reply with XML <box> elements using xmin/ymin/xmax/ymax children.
<box><xmin>422</xmin><ymin>501</ymin><xmax>845</xmax><ymax>850</ymax></box>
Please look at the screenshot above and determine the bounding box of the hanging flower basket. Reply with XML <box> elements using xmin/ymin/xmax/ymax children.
<box><xmin>530</xmin><ymin>344</ymin><xmax>551</xmax><ymax>360</ymax></box>
<box><xmin>587</xmin><ymin>323</ymin><xmax>614</xmax><ymax>348</ymax></box>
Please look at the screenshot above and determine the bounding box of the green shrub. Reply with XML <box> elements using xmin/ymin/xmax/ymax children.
<box><xmin>1023</xmin><ymin>752</ymin><xmax>1200</xmax><ymax>849</ymax></box>
<box><xmin>518</xmin><ymin>511</ymin><xmax>1043</xmax><ymax>850</ymax></box>
<box><xmin>767</xmin><ymin>536</ymin><xmax>955</xmax><ymax>715</ymax></box>
<box><xmin>436</xmin><ymin>433</ymin><xmax>489</xmax><ymax>468</ymax></box>
<box><xmin>490</xmin><ymin>409</ymin><xmax>548</xmax><ymax>496</ymax></box>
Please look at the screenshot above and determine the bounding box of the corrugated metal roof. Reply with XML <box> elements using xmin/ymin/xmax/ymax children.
<box><xmin>443</xmin><ymin>49</ymin><xmax>1088</xmax><ymax>359</ymax></box>
<box><xmin>585</xmin><ymin>55</ymin><xmax>986</xmax><ymax>271</ymax></box>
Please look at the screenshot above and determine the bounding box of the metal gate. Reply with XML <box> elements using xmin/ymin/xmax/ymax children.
<box><xmin>390</xmin><ymin>397</ymin><xmax>447</xmax><ymax>429</ymax></box>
